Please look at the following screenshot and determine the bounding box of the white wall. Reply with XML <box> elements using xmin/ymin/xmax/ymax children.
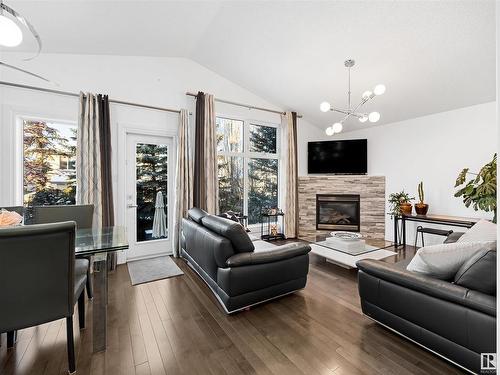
<box><xmin>0</xmin><ymin>53</ymin><xmax>321</xmax><ymax>201</ymax></box>
<box><xmin>0</xmin><ymin>52</ymin><xmax>321</xmax><ymax>260</ymax></box>
<box><xmin>314</xmin><ymin>102</ymin><xmax>497</xmax><ymax>243</ymax></box>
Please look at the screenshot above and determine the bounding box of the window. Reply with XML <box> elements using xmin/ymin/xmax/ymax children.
<box><xmin>216</xmin><ymin>117</ymin><xmax>279</xmax><ymax>225</ymax></box>
<box><xmin>23</xmin><ymin>119</ymin><xmax>77</xmax><ymax>206</ymax></box>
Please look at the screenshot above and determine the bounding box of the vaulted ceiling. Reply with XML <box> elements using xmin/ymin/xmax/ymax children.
<box><xmin>3</xmin><ymin>0</ymin><xmax>496</xmax><ymax>130</ymax></box>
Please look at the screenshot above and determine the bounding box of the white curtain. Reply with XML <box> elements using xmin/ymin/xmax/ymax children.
<box><xmin>77</xmin><ymin>92</ymin><xmax>102</xmax><ymax>229</ymax></box>
<box><xmin>173</xmin><ymin>109</ymin><xmax>193</xmax><ymax>257</ymax></box>
<box><xmin>281</xmin><ymin>111</ymin><xmax>298</xmax><ymax>238</ymax></box>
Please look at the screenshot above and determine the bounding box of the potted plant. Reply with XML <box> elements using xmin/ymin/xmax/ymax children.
<box><xmin>388</xmin><ymin>191</ymin><xmax>414</xmax><ymax>217</ymax></box>
<box><xmin>455</xmin><ymin>153</ymin><xmax>497</xmax><ymax>223</ymax></box>
<box><xmin>415</xmin><ymin>181</ymin><xmax>429</xmax><ymax>215</ymax></box>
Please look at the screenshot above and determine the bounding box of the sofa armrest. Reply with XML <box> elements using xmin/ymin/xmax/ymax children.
<box><xmin>226</xmin><ymin>243</ymin><xmax>311</xmax><ymax>267</ymax></box>
<box><xmin>357</xmin><ymin>259</ymin><xmax>496</xmax><ymax>316</ymax></box>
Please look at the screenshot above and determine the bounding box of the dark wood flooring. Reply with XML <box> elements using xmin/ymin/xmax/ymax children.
<box><xmin>0</xmin><ymin>245</ymin><xmax>466</xmax><ymax>375</ymax></box>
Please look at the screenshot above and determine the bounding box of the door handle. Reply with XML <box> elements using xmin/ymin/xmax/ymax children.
<box><xmin>127</xmin><ymin>204</ymin><xmax>138</xmax><ymax>208</ymax></box>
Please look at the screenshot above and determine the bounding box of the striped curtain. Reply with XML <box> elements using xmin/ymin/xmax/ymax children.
<box><xmin>193</xmin><ymin>92</ymin><xmax>218</xmax><ymax>214</ymax></box>
<box><xmin>173</xmin><ymin>109</ymin><xmax>192</xmax><ymax>257</ymax></box>
<box><xmin>77</xmin><ymin>92</ymin><xmax>114</xmax><ymax>230</ymax></box>
<box><xmin>282</xmin><ymin>111</ymin><xmax>299</xmax><ymax>238</ymax></box>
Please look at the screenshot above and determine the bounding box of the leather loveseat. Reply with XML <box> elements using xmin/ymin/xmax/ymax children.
<box><xmin>181</xmin><ymin>208</ymin><xmax>311</xmax><ymax>313</ymax></box>
<box><xmin>357</xmin><ymin>239</ymin><xmax>496</xmax><ymax>374</ymax></box>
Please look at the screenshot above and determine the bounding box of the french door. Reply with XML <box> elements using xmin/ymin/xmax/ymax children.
<box><xmin>126</xmin><ymin>133</ymin><xmax>173</xmax><ymax>260</ymax></box>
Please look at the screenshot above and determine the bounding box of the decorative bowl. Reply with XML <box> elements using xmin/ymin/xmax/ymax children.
<box><xmin>330</xmin><ymin>231</ymin><xmax>363</xmax><ymax>240</ymax></box>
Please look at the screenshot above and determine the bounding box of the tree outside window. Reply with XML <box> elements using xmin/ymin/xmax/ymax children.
<box><xmin>23</xmin><ymin>120</ymin><xmax>77</xmax><ymax>206</ymax></box>
<box><xmin>216</xmin><ymin>117</ymin><xmax>279</xmax><ymax>225</ymax></box>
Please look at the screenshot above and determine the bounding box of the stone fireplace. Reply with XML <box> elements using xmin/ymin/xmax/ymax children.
<box><xmin>316</xmin><ymin>194</ymin><xmax>360</xmax><ymax>231</ymax></box>
<box><xmin>298</xmin><ymin>176</ymin><xmax>385</xmax><ymax>240</ymax></box>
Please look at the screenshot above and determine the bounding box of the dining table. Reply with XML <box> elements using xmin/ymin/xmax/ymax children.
<box><xmin>75</xmin><ymin>226</ymin><xmax>129</xmax><ymax>352</ymax></box>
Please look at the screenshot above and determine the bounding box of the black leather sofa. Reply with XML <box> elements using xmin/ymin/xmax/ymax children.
<box><xmin>357</xmin><ymin>240</ymin><xmax>496</xmax><ymax>374</ymax></box>
<box><xmin>181</xmin><ymin>208</ymin><xmax>311</xmax><ymax>313</ymax></box>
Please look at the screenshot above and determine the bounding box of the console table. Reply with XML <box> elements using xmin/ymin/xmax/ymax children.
<box><xmin>394</xmin><ymin>214</ymin><xmax>480</xmax><ymax>249</ymax></box>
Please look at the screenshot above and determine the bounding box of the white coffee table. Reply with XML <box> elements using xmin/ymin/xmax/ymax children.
<box><xmin>307</xmin><ymin>236</ymin><xmax>396</xmax><ymax>269</ymax></box>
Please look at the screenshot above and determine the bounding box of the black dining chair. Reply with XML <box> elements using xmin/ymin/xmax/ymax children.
<box><xmin>0</xmin><ymin>222</ymin><xmax>87</xmax><ymax>374</ymax></box>
<box><xmin>33</xmin><ymin>204</ymin><xmax>95</xmax><ymax>299</ymax></box>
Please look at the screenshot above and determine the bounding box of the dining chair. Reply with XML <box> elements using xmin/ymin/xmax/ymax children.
<box><xmin>0</xmin><ymin>206</ymin><xmax>24</xmax><ymax>215</ymax></box>
<box><xmin>33</xmin><ymin>204</ymin><xmax>95</xmax><ymax>299</ymax></box>
<box><xmin>0</xmin><ymin>222</ymin><xmax>87</xmax><ymax>374</ymax></box>
<box><xmin>33</xmin><ymin>204</ymin><xmax>94</xmax><ymax>229</ymax></box>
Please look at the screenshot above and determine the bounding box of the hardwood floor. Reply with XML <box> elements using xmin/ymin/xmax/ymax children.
<box><xmin>0</xmin><ymin>248</ymin><xmax>466</xmax><ymax>375</ymax></box>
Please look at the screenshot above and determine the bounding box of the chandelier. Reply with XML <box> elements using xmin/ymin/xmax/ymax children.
<box><xmin>320</xmin><ymin>59</ymin><xmax>385</xmax><ymax>135</ymax></box>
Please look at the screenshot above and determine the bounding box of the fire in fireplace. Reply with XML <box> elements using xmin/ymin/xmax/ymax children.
<box><xmin>316</xmin><ymin>194</ymin><xmax>360</xmax><ymax>231</ymax></box>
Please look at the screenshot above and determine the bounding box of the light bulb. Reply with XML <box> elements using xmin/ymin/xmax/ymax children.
<box><xmin>359</xmin><ymin>115</ymin><xmax>368</xmax><ymax>123</ymax></box>
<box><xmin>362</xmin><ymin>91</ymin><xmax>373</xmax><ymax>100</ymax></box>
<box><xmin>374</xmin><ymin>84</ymin><xmax>386</xmax><ymax>96</ymax></box>
<box><xmin>0</xmin><ymin>15</ymin><xmax>23</xmax><ymax>47</ymax></box>
<box><xmin>332</xmin><ymin>122</ymin><xmax>343</xmax><ymax>133</ymax></box>
<box><xmin>325</xmin><ymin>126</ymin><xmax>335</xmax><ymax>136</ymax></box>
<box><xmin>320</xmin><ymin>101</ymin><xmax>331</xmax><ymax>113</ymax></box>
<box><xmin>368</xmin><ymin>111</ymin><xmax>380</xmax><ymax>122</ymax></box>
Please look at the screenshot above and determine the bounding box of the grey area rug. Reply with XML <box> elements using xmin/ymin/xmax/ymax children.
<box><xmin>127</xmin><ymin>256</ymin><xmax>184</xmax><ymax>286</ymax></box>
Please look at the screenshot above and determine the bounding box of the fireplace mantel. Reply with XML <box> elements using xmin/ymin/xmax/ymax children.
<box><xmin>298</xmin><ymin>176</ymin><xmax>385</xmax><ymax>239</ymax></box>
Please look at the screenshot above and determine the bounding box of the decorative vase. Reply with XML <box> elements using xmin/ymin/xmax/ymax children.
<box><xmin>415</xmin><ymin>203</ymin><xmax>429</xmax><ymax>215</ymax></box>
<box><xmin>399</xmin><ymin>203</ymin><xmax>413</xmax><ymax>215</ymax></box>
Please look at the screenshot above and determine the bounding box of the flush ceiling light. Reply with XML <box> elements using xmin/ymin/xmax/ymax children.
<box><xmin>320</xmin><ymin>59</ymin><xmax>385</xmax><ymax>135</ymax></box>
<box><xmin>0</xmin><ymin>13</ymin><xmax>22</xmax><ymax>46</ymax></box>
<box><xmin>0</xmin><ymin>0</ymin><xmax>42</xmax><ymax>59</ymax></box>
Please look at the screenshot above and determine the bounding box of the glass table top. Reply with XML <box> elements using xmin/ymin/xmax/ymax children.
<box><xmin>75</xmin><ymin>226</ymin><xmax>129</xmax><ymax>256</ymax></box>
<box><xmin>302</xmin><ymin>234</ymin><xmax>393</xmax><ymax>256</ymax></box>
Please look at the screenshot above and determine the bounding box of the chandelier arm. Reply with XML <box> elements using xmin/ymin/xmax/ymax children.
<box><xmin>0</xmin><ymin>61</ymin><xmax>53</xmax><ymax>83</ymax></box>
<box><xmin>347</xmin><ymin>66</ymin><xmax>351</xmax><ymax>110</ymax></box>
<box><xmin>0</xmin><ymin>2</ymin><xmax>42</xmax><ymax>60</ymax></box>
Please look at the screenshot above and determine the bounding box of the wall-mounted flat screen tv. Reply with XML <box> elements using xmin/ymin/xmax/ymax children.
<box><xmin>308</xmin><ymin>139</ymin><xmax>367</xmax><ymax>174</ymax></box>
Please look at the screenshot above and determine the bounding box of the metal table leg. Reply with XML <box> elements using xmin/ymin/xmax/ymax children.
<box><xmin>394</xmin><ymin>216</ymin><xmax>398</xmax><ymax>249</ymax></box>
<box><xmin>92</xmin><ymin>252</ymin><xmax>108</xmax><ymax>353</ymax></box>
<box><xmin>402</xmin><ymin>216</ymin><xmax>407</xmax><ymax>250</ymax></box>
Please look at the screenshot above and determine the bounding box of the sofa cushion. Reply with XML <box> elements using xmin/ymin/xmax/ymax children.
<box><xmin>454</xmin><ymin>249</ymin><xmax>496</xmax><ymax>295</ymax></box>
<box><xmin>407</xmin><ymin>241</ymin><xmax>495</xmax><ymax>279</ymax></box>
<box><xmin>201</xmin><ymin>215</ymin><xmax>254</xmax><ymax>253</ymax></box>
<box><xmin>188</xmin><ymin>207</ymin><xmax>208</xmax><ymax>224</ymax></box>
<box><xmin>457</xmin><ymin>219</ymin><xmax>496</xmax><ymax>244</ymax></box>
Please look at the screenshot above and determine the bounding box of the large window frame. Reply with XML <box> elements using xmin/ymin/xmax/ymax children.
<box><xmin>216</xmin><ymin>115</ymin><xmax>281</xmax><ymax>226</ymax></box>
<box><xmin>15</xmin><ymin>114</ymin><xmax>78</xmax><ymax>206</ymax></box>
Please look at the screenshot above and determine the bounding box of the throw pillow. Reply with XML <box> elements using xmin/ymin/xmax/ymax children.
<box><xmin>458</xmin><ymin>219</ymin><xmax>497</xmax><ymax>244</ymax></box>
<box><xmin>407</xmin><ymin>241</ymin><xmax>495</xmax><ymax>279</ymax></box>
<box><xmin>454</xmin><ymin>249</ymin><xmax>496</xmax><ymax>295</ymax></box>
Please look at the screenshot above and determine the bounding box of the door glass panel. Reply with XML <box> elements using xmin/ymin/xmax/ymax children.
<box><xmin>248</xmin><ymin>158</ymin><xmax>279</xmax><ymax>224</ymax></box>
<box><xmin>136</xmin><ymin>143</ymin><xmax>168</xmax><ymax>242</ymax></box>
<box><xmin>217</xmin><ymin>155</ymin><xmax>244</xmax><ymax>215</ymax></box>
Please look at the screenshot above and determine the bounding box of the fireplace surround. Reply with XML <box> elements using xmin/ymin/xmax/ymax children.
<box><xmin>298</xmin><ymin>175</ymin><xmax>385</xmax><ymax>240</ymax></box>
<box><xmin>316</xmin><ymin>194</ymin><xmax>360</xmax><ymax>231</ymax></box>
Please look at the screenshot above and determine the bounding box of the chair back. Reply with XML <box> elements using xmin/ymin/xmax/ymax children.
<box><xmin>33</xmin><ymin>205</ymin><xmax>94</xmax><ymax>229</ymax></box>
<box><xmin>0</xmin><ymin>222</ymin><xmax>76</xmax><ymax>332</ymax></box>
<box><xmin>1</xmin><ymin>206</ymin><xmax>24</xmax><ymax>215</ymax></box>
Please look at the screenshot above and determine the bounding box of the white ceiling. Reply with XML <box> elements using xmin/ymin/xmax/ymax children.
<box><xmin>4</xmin><ymin>0</ymin><xmax>496</xmax><ymax>130</ymax></box>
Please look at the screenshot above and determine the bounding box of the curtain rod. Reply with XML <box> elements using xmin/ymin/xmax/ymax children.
<box><xmin>186</xmin><ymin>91</ymin><xmax>302</xmax><ymax>118</ymax></box>
<box><xmin>0</xmin><ymin>81</ymin><xmax>183</xmax><ymax>114</ymax></box>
